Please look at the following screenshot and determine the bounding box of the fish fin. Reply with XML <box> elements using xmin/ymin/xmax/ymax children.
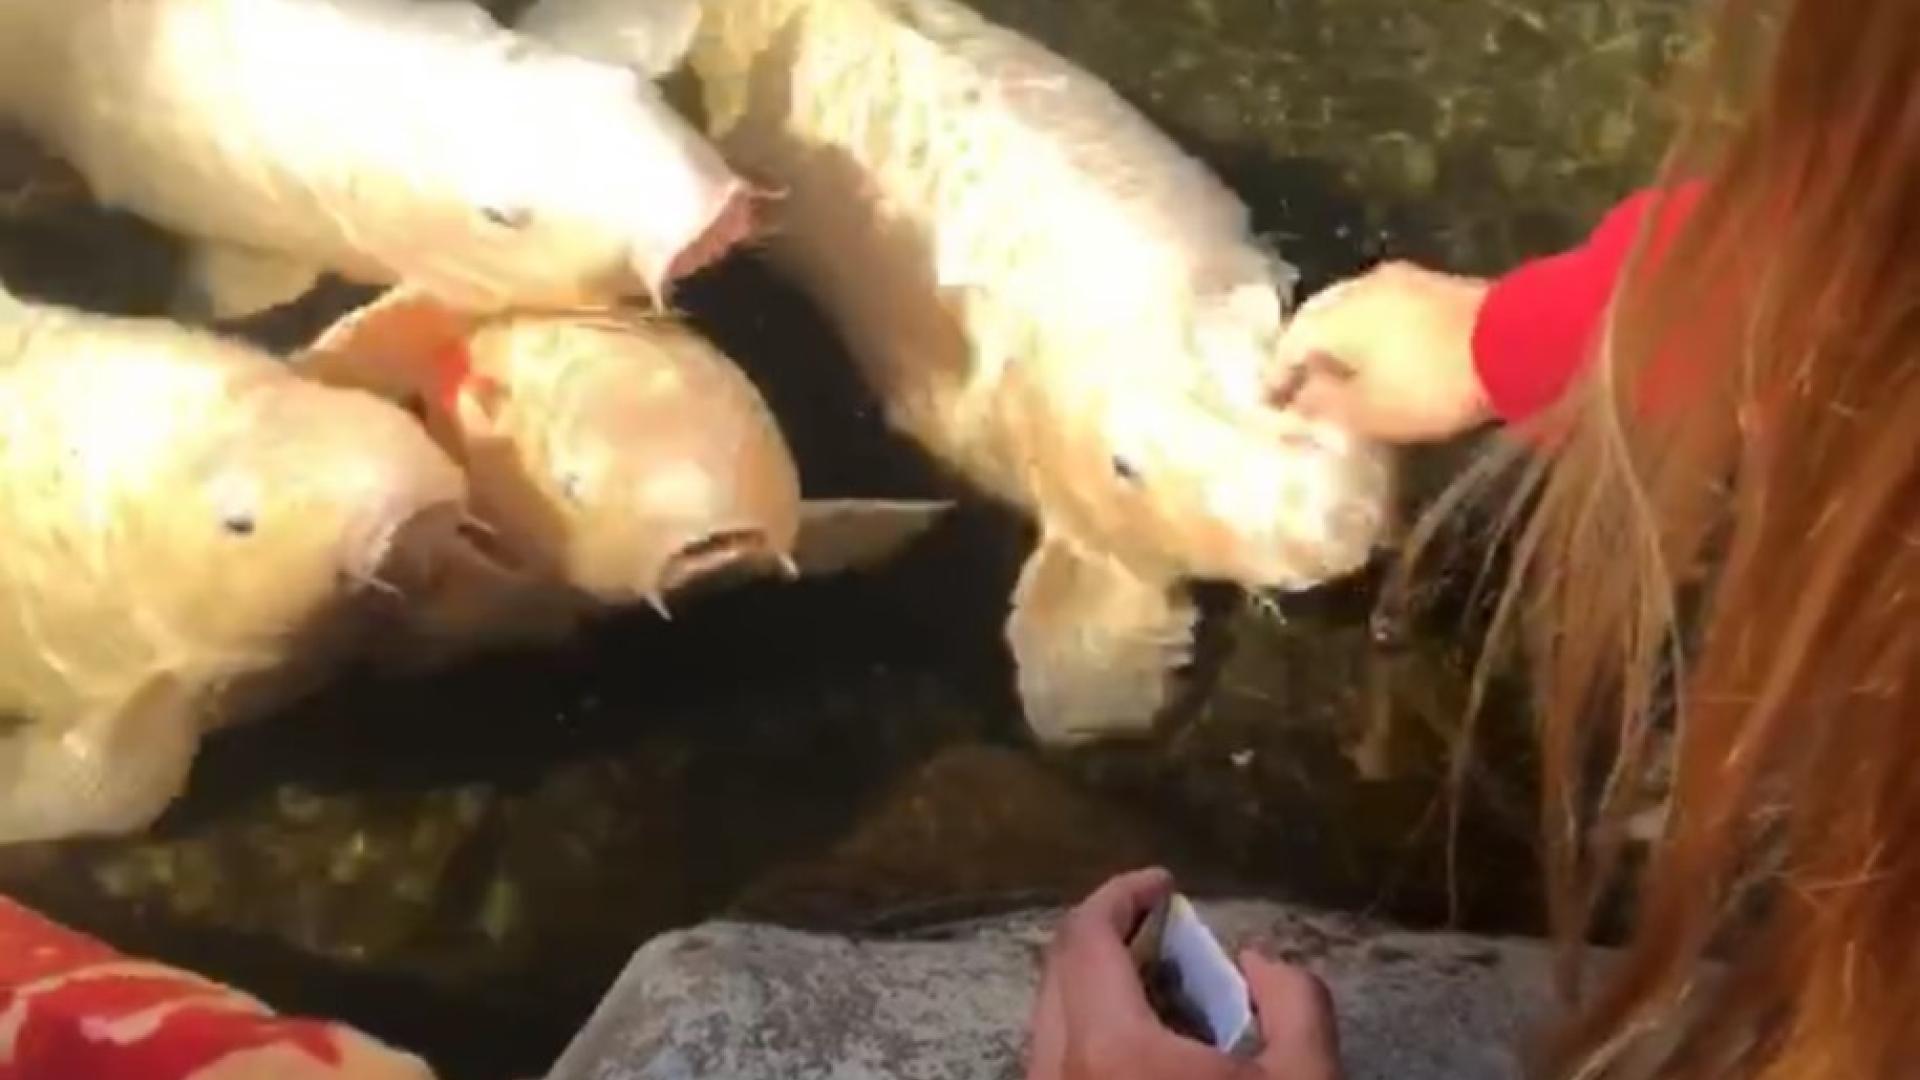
<box><xmin>517</xmin><ymin>0</ymin><xmax>703</xmax><ymax>77</ymax></box>
<box><xmin>1005</xmin><ymin>539</ymin><xmax>1196</xmax><ymax>747</ymax></box>
<box><xmin>173</xmin><ymin>242</ymin><xmax>322</xmax><ymax>324</ymax></box>
<box><xmin>297</xmin><ymin>285</ymin><xmax>477</xmax><ymax>405</ymax></box>
<box><xmin>789</xmin><ymin>498</ymin><xmax>953</xmax><ymax>577</ymax></box>
<box><xmin>0</xmin><ymin>678</ymin><xmax>199</xmax><ymax>845</ymax></box>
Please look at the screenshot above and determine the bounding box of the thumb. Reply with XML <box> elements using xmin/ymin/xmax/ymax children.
<box><xmin>1241</xmin><ymin>950</ymin><xmax>1342</xmax><ymax>1080</ymax></box>
<box><xmin>1272</xmin><ymin>308</ymin><xmax>1335</xmax><ymax>376</ymax></box>
<box><xmin>1273</xmin><ymin>276</ymin><xmax>1372</xmax><ymax>370</ymax></box>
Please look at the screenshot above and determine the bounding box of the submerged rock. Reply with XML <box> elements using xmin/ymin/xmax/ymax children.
<box><xmin>732</xmin><ymin>744</ymin><xmax>1203</xmax><ymax>929</ymax></box>
<box><xmin>545</xmin><ymin>902</ymin><xmax>1578</xmax><ymax>1080</ymax></box>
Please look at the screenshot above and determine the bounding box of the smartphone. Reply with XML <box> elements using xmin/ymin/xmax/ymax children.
<box><xmin>1127</xmin><ymin>893</ymin><xmax>1262</xmax><ymax>1058</ymax></box>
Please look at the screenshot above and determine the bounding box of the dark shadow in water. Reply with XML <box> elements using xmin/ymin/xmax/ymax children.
<box><xmin>0</xmin><ymin>205</ymin><xmax>183</xmax><ymax>315</ymax></box>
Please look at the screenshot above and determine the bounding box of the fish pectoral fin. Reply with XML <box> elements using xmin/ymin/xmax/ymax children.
<box><xmin>789</xmin><ymin>498</ymin><xmax>954</xmax><ymax>578</ymax></box>
<box><xmin>297</xmin><ymin>285</ymin><xmax>477</xmax><ymax>404</ymax></box>
<box><xmin>0</xmin><ymin>679</ymin><xmax>200</xmax><ymax>845</ymax></box>
<box><xmin>1005</xmin><ymin>540</ymin><xmax>1196</xmax><ymax>747</ymax></box>
<box><xmin>174</xmin><ymin>241</ymin><xmax>322</xmax><ymax>324</ymax></box>
<box><xmin>517</xmin><ymin>0</ymin><xmax>704</xmax><ymax>78</ymax></box>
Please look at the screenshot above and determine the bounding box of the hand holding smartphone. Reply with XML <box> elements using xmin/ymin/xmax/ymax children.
<box><xmin>1126</xmin><ymin>892</ymin><xmax>1264</xmax><ymax>1059</ymax></box>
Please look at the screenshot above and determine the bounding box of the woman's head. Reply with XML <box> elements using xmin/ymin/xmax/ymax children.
<box><xmin>1433</xmin><ymin>0</ymin><xmax>1919</xmax><ymax>1074</ymax></box>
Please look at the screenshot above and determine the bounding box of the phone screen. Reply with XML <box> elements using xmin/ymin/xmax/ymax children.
<box><xmin>1128</xmin><ymin>894</ymin><xmax>1260</xmax><ymax>1057</ymax></box>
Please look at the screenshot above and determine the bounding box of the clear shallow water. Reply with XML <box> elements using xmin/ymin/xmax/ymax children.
<box><xmin>0</xmin><ymin>2</ymin><xmax>1688</xmax><ymax>1077</ymax></box>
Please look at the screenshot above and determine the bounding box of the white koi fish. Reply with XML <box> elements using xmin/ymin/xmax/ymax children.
<box><xmin>520</xmin><ymin>0</ymin><xmax>1396</xmax><ymax>745</ymax></box>
<box><xmin>297</xmin><ymin>286</ymin><xmax>951</xmax><ymax>666</ymax></box>
<box><xmin>0</xmin><ymin>0</ymin><xmax>755</xmax><ymax>321</ymax></box>
<box><xmin>0</xmin><ymin>279</ymin><xmax>467</xmax><ymax>844</ymax></box>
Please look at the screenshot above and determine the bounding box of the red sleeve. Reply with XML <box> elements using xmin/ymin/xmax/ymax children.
<box><xmin>1471</xmin><ymin>183</ymin><xmax>1706</xmax><ymax>423</ymax></box>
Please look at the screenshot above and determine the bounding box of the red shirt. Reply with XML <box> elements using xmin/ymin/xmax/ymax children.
<box><xmin>1471</xmin><ymin>183</ymin><xmax>1707</xmax><ymax>423</ymax></box>
<box><xmin>0</xmin><ymin>896</ymin><xmax>424</xmax><ymax>1080</ymax></box>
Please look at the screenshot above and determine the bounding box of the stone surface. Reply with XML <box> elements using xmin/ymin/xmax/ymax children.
<box><xmin>545</xmin><ymin>903</ymin><xmax>1572</xmax><ymax>1080</ymax></box>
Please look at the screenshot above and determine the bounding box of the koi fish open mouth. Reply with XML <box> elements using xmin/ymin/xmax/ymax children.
<box><xmin>657</xmin><ymin>183</ymin><xmax>772</xmax><ymax>294</ymax></box>
<box><xmin>655</xmin><ymin>527</ymin><xmax>786</xmax><ymax>601</ymax></box>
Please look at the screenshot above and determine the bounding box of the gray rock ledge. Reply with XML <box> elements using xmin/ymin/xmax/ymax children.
<box><xmin>545</xmin><ymin>901</ymin><xmax>1578</xmax><ymax>1080</ymax></box>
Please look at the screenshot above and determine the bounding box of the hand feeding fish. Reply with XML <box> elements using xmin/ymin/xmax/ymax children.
<box><xmin>297</xmin><ymin>286</ymin><xmax>952</xmax><ymax>667</ymax></box>
<box><xmin>0</xmin><ymin>279</ymin><xmax>467</xmax><ymax>846</ymax></box>
<box><xmin>520</xmin><ymin>0</ymin><xmax>1396</xmax><ymax>745</ymax></box>
<box><xmin>0</xmin><ymin>0</ymin><xmax>757</xmax><ymax>322</ymax></box>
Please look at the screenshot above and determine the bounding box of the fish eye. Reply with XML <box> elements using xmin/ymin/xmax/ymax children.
<box><xmin>208</xmin><ymin>471</ymin><xmax>263</xmax><ymax>538</ymax></box>
<box><xmin>1111</xmin><ymin>455</ymin><xmax>1141</xmax><ymax>483</ymax></box>
<box><xmin>559</xmin><ymin>470</ymin><xmax>585</xmax><ymax>503</ymax></box>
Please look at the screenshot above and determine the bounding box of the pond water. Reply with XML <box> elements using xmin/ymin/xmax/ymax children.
<box><xmin>0</xmin><ymin>2</ymin><xmax>1690</xmax><ymax>1078</ymax></box>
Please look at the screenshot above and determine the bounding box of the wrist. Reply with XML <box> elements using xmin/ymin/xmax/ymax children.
<box><xmin>1438</xmin><ymin>273</ymin><xmax>1496</xmax><ymax>432</ymax></box>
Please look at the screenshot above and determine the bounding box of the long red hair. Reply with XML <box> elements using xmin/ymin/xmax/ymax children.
<box><xmin>1414</xmin><ymin>0</ymin><xmax>1920</xmax><ymax>1074</ymax></box>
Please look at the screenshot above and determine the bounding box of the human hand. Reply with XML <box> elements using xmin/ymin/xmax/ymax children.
<box><xmin>1024</xmin><ymin>868</ymin><xmax>1342</xmax><ymax>1080</ymax></box>
<box><xmin>1269</xmin><ymin>261</ymin><xmax>1495</xmax><ymax>443</ymax></box>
